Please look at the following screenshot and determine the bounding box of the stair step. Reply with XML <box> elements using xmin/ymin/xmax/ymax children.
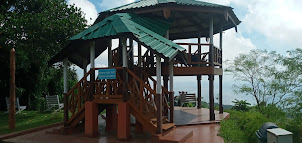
<box><xmin>154</xmin><ymin>123</ymin><xmax>175</xmax><ymax>131</ymax></box>
<box><xmin>151</xmin><ymin>116</ymin><xmax>168</xmax><ymax>124</ymax></box>
<box><xmin>159</xmin><ymin>129</ymin><xmax>193</xmax><ymax>143</ymax></box>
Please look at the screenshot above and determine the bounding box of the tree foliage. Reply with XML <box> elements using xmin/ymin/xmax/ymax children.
<box><xmin>0</xmin><ymin>0</ymin><xmax>87</xmax><ymax>110</ymax></box>
<box><xmin>232</xmin><ymin>99</ymin><xmax>251</xmax><ymax>111</ymax></box>
<box><xmin>226</xmin><ymin>49</ymin><xmax>302</xmax><ymax>114</ymax></box>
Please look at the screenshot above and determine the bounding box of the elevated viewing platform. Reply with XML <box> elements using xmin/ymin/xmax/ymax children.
<box><xmin>45</xmin><ymin>0</ymin><xmax>241</xmax><ymax>141</ymax></box>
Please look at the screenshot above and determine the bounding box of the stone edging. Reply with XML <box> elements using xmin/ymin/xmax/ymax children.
<box><xmin>0</xmin><ymin>122</ymin><xmax>63</xmax><ymax>140</ymax></box>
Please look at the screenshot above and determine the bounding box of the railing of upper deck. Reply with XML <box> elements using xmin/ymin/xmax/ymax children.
<box><xmin>176</xmin><ymin>43</ymin><xmax>222</xmax><ymax>67</ymax></box>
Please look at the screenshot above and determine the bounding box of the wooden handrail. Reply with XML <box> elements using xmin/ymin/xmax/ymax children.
<box><xmin>66</xmin><ymin>69</ymin><xmax>92</xmax><ymax>95</ymax></box>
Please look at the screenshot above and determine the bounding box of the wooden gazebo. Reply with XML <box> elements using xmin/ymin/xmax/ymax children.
<box><xmin>49</xmin><ymin>0</ymin><xmax>240</xmax><ymax>140</ymax></box>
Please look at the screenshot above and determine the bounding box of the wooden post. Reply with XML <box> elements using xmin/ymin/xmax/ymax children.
<box><xmin>129</xmin><ymin>38</ymin><xmax>134</xmax><ymax>68</ymax></box>
<box><xmin>108</xmin><ymin>40</ymin><xmax>113</xmax><ymax>67</ymax></box>
<box><xmin>156</xmin><ymin>55</ymin><xmax>162</xmax><ymax>134</ymax></box>
<box><xmin>197</xmin><ymin>75</ymin><xmax>202</xmax><ymax>109</ymax></box>
<box><xmin>83</xmin><ymin>59</ymin><xmax>87</xmax><ymax>75</ymax></box>
<box><xmin>9</xmin><ymin>48</ymin><xmax>16</xmax><ymax>130</ymax></box>
<box><xmin>169</xmin><ymin>61</ymin><xmax>174</xmax><ymax>123</ymax></box>
<box><xmin>209</xmin><ymin>17</ymin><xmax>215</xmax><ymax>121</ymax></box>
<box><xmin>138</xmin><ymin>43</ymin><xmax>142</xmax><ymax>68</ymax></box>
<box><xmin>163</xmin><ymin>75</ymin><xmax>169</xmax><ymax>116</ymax></box>
<box><xmin>219</xmin><ymin>26</ymin><xmax>223</xmax><ymax>114</ymax></box>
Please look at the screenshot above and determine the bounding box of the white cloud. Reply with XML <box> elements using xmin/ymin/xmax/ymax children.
<box><xmin>219</xmin><ymin>30</ymin><xmax>256</xmax><ymax>61</ymax></box>
<box><xmin>99</xmin><ymin>0</ymin><xmax>135</xmax><ymax>11</ymax></box>
<box><xmin>68</xmin><ymin>0</ymin><xmax>98</xmax><ymax>25</ymax></box>
<box><xmin>230</xmin><ymin>0</ymin><xmax>302</xmax><ymax>48</ymax></box>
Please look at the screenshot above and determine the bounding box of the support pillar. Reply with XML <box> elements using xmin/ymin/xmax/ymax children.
<box><xmin>163</xmin><ymin>75</ymin><xmax>169</xmax><ymax>116</ymax></box>
<box><xmin>122</xmin><ymin>38</ymin><xmax>128</xmax><ymax>102</ymax></box>
<box><xmin>219</xmin><ymin>26</ymin><xmax>223</xmax><ymax>114</ymax></box>
<box><xmin>63</xmin><ymin>58</ymin><xmax>69</xmax><ymax>126</ymax></box>
<box><xmin>118</xmin><ymin>103</ymin><xmax>130</xmax><ymax>140</ymax></box>
<box><xmin>156</xmin><ymin>55</ymin><xmax>162</xmax><ymax>134</ymax></box>
<box><xmin>108</xmin><ymin>40</ymin><xmax>112</xmax><ymax>67</ymax></box>
<box><xmin>129</xmin><ymin>38</ymin><xmax>134</xmax><ymax>68</ymax></box>
<box><xmin>169</xmin><ymin>61</ymin><xmax>174</xmax><ymax>123</ymax></box>
<box><xmin>90</xmin><ymin>41</ymin><xmax>96</xmax><ymax>101</ymax></box>
<box><xmin>85</xmin><ymin>101</ymin><xmax>98</xmax><ymax>137</ymax></box>
<box><xmin>106</xmin><ymin>105</ymin><xmax>117</xmax><ymax>131</ymax></box>
<box><xmin>83</xmin><ymin>59</ymin><xmax>87</xmax><ymax>75</ymax></box>
<box><xmin>63</xmin><ymin>58</ymin><xmax>68</xmax><ymax>93</ymax></box>
<box><xmin>209</xmin><ymin>16</ymin><xmax>215</xmax><ymax>121</ymax></box>
<box><xmin>197</xmin><ymin>75</ymin><xmax>202</xmax><ymax>109</ymax></box>
<box><xmin>138</xmin><ymin>43</ymin><xmax>142</xmax><ymax>68</ymax></box>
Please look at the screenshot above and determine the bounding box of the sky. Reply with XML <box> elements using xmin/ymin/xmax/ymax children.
<box><xmin>66</xmin><ymin>0</ymin><xmax>302</xmax><ymax>105</ymax></box>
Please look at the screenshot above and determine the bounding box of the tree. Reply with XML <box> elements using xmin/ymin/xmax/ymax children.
<box><xmin>232</xmin><ymin>99</ymin><xmax>251</xmax><ymax>111</ymax></box>
<box><xmin>0</xmin><ymin>0</ymin><xmax>87</xmax><ymax>110</ymax></box>
<box><xmin>277</xmin><ymin>49</ymin><xmax>302</xmax><ymax>117</ymax></box>
<box><xmin>225</xmin><ymin>50</ymin><xmax>277</xmax><ymax>110</ymax></box>
<box><xmin>226</xmin><ymin>49</ymin><xmax>302</xmax><ymax>114</ymax></box>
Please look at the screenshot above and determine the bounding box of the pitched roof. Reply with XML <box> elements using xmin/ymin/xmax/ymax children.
<box><xmin>103</xmin><ymin>0</ymin><xmax>230</xmax><ymax>13</ymax></box>
<box><xmin>69</xmin><ymin>13</ymin><xmax>186</xmax><ymax>61</ymax></box>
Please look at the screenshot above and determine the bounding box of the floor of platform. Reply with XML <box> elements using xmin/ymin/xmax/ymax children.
<box><xmin>174</xmin><ymin>107</ymin><xmax>230</xmax><ymax>125</ymax></box>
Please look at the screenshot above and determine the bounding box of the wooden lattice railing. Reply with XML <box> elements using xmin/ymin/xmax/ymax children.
<box><xmin>94</xmin><ymin>67</ymin><xmax>124</xmax><ymax>99</ymax></box>
<box><xmin>176</xmin><ymin>43</ymin><xmax>222</xmax><ymax>67</ymax></box>
<box><xmin>64</xmin><ymin>70</ymin><xmax>91</xmax><ymax>124</ymax></box>
<box><xmin>129</xmin><ymin>68</ymin><xmax>171</xmax><ymax>118</ymax></box>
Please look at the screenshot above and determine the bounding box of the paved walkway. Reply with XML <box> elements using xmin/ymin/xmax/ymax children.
<box><xmin>3</xmin><ymin>107</ymin><xmax>226</xmax><ymax>143</ymax></box>
<box><xmin>3</xmin><ymin>124</ymin><xmax>224</xmax><ymax>143</ymax></box>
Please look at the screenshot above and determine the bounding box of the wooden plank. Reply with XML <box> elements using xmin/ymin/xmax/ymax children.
<box><xmin>93</xmin><ymin>95</ymin><xmax>123</xmax><ymax>99</ymax></box>
<box><xmin>148</xmin><ymin>66</ymin><xmax>222</xmax><ymax>76</ymax></box>
<box><xmin>93</xmin><ymin>99</ymin><xmax>123</xmax><ymax>104</ymax></box>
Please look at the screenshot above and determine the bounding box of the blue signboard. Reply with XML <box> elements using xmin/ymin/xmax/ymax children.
<box><xmin>98</xmin><ymin>69</ymin><xmax>116</xmax><ymax>80</ymax></box>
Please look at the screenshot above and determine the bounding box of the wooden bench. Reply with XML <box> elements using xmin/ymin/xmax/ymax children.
<box><xmin>45</xmin><ymin>95</ymin><xmax>64</xmax><ymax>112</ymax></box>
<box><xmin>179</xmin><ymin>92</ymin><xmax>196</xmax><ymax>107</ymax></box>
<box><xmin>6</xmin><ymin>97</ymin><xmax>27</xmax><ymax>114</ymax></box>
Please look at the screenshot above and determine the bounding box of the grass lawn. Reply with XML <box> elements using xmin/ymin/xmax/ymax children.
<box><xmin>0</xmin><ymin>111</ymin><xmax>63</xmax><ymax>135</ymax></box>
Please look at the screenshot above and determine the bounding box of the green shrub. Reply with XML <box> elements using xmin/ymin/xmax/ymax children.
<box><xmin>219</xmin><ymin>119</ymin><xmax>247</xmax><ymax>143</ymax></box>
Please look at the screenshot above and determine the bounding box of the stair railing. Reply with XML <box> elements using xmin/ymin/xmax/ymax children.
<box><xmin>64</xmin><ymin>69</ymin><xmax>92</xmax><ymax>125</ymax></box>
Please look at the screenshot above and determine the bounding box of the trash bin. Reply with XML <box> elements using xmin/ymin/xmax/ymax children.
<box><xmin>256</xmin><ymin>122</ymin><xmax>279</xmax><ymax>143</ymax></box>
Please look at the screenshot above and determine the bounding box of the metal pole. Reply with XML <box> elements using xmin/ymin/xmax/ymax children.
<box><xmin>156</xmin><ymin>55</ymin><xmax>162</xmax><ymax>134</ymax></box>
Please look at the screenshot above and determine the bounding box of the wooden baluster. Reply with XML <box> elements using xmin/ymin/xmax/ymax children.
<box><xmin>78</xmin><ymin>85</ymin><xmax>81</xmax><ymax>109</ymax></box>
<box><xmin>188</xmin><ymin>44</ymin><xmax>191</xmax><ymax>64</ymax></box>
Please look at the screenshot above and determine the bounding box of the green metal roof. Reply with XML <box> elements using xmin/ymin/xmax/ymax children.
<box><xmin>103</xmin><ymin>0</ymin><xmax>230</xmax><ymax>13</ymax></box>
<box><xmin>69</xmin><ymin>13</ymin><xmax>186</xmax><ymax>61</ymax></box>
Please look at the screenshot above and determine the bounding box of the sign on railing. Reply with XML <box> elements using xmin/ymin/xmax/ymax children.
<box><xmin>98</xmin><ymin>69</ymin><xmax>116</xmax><ymax>80</ymax></box>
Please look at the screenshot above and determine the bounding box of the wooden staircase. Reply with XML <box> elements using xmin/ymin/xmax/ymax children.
<box><xmin>63</xmin><ymin>67</ymin><xmax>175</xmax><ymax>135</ymax></box>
